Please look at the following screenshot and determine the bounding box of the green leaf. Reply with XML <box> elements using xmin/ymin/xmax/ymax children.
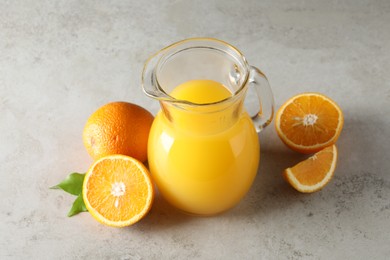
<box><xmin>50</xmin><ymin>173</ymin><xmax>85</xmax><ymax>196</ymax></box>
<box><xmin>68</xmin><ymin>194</ymin><xmax>88</xmax><ymax>217</ymax></box>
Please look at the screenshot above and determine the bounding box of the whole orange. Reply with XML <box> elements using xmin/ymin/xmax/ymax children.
<box><xmin>83</xmin><ymin>102</ymin><xmax>154</xmax><ymax>162</ymax></box>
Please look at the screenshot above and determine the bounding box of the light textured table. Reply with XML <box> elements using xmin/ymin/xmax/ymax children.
<box><xmin>1</xmin><ymin>1</ymin><xmax>389</xmax><ymax>259</ymax></box>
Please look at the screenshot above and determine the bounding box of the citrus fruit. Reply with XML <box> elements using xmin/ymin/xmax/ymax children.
<box><xmin>83</xmin><ymin>102</ymin><xmax>154</xmax><ymax>162</ymax></box>
<box><xmin>82</xmin><ymin>154</ymin><xmax>154</xmax><ymax>227</ymax></box>
<box><xmin>275</xmin><ymin>93</ymin><xmax>343</xmax><ymax>154</ymax></box>
<box><xmin>283</xmin><ymin>145</ymin><xmax>337</xmax><ymax>193</ymax></box>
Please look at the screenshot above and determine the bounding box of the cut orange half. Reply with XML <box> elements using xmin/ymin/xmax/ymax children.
<box><xmin>275</xmin><ymin>93</ymin><xmax>343</xmax><ymax>154</ymax></box>
<box><xmin>283</xmin><ymin>145</ymin><xmax>337</xmax><ymax>193</ymax></box>
<box><xmin>83</xmin><ymin>155</ymin><xmax>154</xmax><ymax>227</ymax></box>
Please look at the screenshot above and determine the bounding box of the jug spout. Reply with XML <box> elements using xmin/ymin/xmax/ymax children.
<box><xmin>142</xmin><ymin>50</ymin><xmax>172</xmax><ymax>102</ymax></box>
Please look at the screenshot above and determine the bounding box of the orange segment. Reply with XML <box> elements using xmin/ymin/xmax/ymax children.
<box><xmin>83</xmin><ymin>155</ymin><xmax>154</xmax><ymax>227</ymax></box>
<box><xmin>283</xmin><ymin>145</ymin><xmax>337</xmax><ymax>193</ymax></box>
<box><xmin>275</xmin><ymin>93</ymin><xmax>343</xmax><ymax>153</ymax></box>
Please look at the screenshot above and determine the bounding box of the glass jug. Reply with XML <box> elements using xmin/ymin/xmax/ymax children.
<box><xmin>142</xmin><ymin>38</ymin><xmax>274</xmax><ymax>215</ymax></box>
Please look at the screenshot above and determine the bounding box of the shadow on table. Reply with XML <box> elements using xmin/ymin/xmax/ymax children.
<box><xmin>132</xmin><ymin>190</ymin><xmax>196</xmax><ymax>231</ymax></box>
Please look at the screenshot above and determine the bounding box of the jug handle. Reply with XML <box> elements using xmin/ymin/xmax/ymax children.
<box><xmin>248</xmin><ymin>66</ymin><xmax>275</xmax><ymax>133</ymax></box>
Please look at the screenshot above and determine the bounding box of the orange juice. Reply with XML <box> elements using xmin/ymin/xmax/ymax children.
<box><xmin>148</xmin><ymin>80</ymin><xmax>259</xmax><ymax>215</ymax></box>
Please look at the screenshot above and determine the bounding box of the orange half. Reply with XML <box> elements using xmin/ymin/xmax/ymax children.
<box><xmin>284</xmin><ymin>145</ymin><xmax>338</xmax><ymax>193</ymax></box>
<box><xmin>83</xmin><ymin>155</ymin><xmax>154</xmax><ymax>227</ymax></box>
<box><xmin>275</xmin><ymin>93</ymin><xmax>343</xmax><ymax>153</ymax></box>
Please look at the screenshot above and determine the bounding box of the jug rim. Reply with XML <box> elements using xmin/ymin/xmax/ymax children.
<box><xmin>142</xmin><ymin>37</ymin><xmax>250</xmax><ymax>107</ymax></box>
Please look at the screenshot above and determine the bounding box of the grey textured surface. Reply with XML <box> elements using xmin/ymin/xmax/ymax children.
<box><xmin>1</xmin><ymin>0</ymin><xmax>390</xmax><ymax>259</ymax></box>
